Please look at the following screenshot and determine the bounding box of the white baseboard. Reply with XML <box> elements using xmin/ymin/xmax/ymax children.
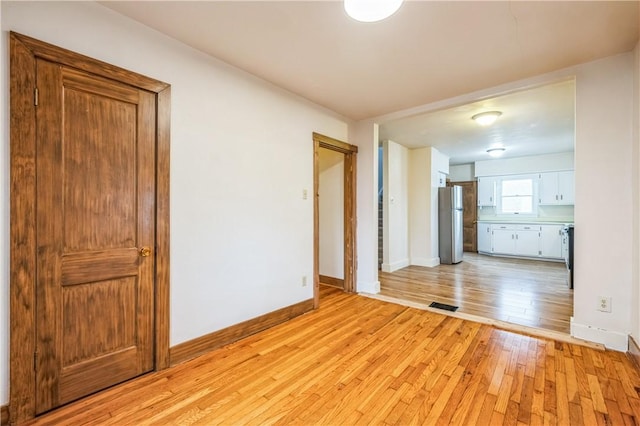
<box><xmin>357</xmin><ymin>280</ymin><xmax>380</xmax><ymax>294</ymax></box>
<box><xmin>570</xmin><ymin>317</ymin><xmax>628</xmax><ymax>351</ymax></box>
<box><xmin>410</xmin><ymin>257</ymin><xmax>440</xmax><ymax>268</ymax></box>
<box><xmin>381</xmin><ymin>259</ymin><xmax>409</xmax><ymax>272</ymax></box>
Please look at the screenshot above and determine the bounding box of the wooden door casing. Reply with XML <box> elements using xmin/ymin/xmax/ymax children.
<box><xmin>10</xmin><ymin>32</ymin><xmax>171</xmax><ymax>423</ymax></box>
<box><xmin>454</xmin><ymin>181</ymin><xmax>478</xmax><ymax>252</ymax></box>
<box><xmin>312</xmin><ymin>133</ymin><xmax>357</xmax><ymax>308</ymax></box>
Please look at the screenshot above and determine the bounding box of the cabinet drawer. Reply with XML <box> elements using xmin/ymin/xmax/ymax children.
<box><xmin>515</xmin><ymin>224</ymin><xmax>540</xmax><ymax>231</ymax></box>
<box><xmin>491</xmin><ymin>224</ymin><xmax>516</xmax><ymax>231</ymax></box>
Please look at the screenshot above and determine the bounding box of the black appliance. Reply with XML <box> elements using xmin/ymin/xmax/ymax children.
<box><xmin>562</xmin><ymin>225</ymin><xmax>574</xmax><ymax>289</ymax></box>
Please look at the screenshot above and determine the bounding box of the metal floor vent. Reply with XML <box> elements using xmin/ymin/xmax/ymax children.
<box><xmin>428</xmin><ymin>302</ymin><xmax>459</xmax><ymax>312</ymax></box>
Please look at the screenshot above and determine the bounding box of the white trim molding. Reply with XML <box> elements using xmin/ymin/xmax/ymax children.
<box><xmin>410</xmin><ymin>257</ymin><xmax>440</xmax><ymax>268</ymax></box>
<box><xmin>381</xmin><ymin>259</ymin><xmax>410</xmax><ymax>273</ymax></box>
<box><xmin>570</xmin><ymin>317</ymin><xmax>628</xmax><ymax>351</ymax></box>
<box><xmin>358</xmin><ymin>280</ymin><xmax>380</xmax><ymax>294</ymax></box>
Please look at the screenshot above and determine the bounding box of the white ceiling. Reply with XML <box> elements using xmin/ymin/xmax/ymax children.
<box><xmin>379</xmin><ymin>79</ymin><xmax>576</xmax><ymax>164</ymax></box>
<box><xmin>101</xmin><ymin>1</ymin><xmax>638</xmax><ymax>163</ymax></box>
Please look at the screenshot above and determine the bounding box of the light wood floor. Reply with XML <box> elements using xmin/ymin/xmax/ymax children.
<box><xmin>26</xmin><ymin>286</ymin><xmax>640</xmax><ymax>425</ymax></box>
<box><xmin>379</xmin><ymin>253</ymin><xmax>573</xmax><ymax>334</ymax></box>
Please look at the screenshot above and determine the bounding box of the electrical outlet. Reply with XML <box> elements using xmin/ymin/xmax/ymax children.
<box><xmin>302</xmin><ymin>189</ymin><xmax>308</xmax><ymax>200</ymax></box>
<box><xmin>597</xmin><ymin>296</ymin><xmax>612</xmax><ymax>313</ymax></box>
<box><xmin>302</xmin><ymin>275</ymin><xmax>307</xmax><ymax>287</ymax></box>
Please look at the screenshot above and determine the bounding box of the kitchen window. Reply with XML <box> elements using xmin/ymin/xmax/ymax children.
<box><xmin>499</xmin><ymin>178</ymin><xmax>535</xmax><ymax>215</ymax></box>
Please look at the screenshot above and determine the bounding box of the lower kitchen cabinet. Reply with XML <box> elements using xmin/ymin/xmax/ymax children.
<box><xmin>491</xmin><ymin>225</ymin><xmax>539</xmax><ymax>257</ymax></box>
<box><xmin>540</xmin><ymin>224</ymin><xmax>563</xmax><ymax>258</ymax></box>
<box><xmin>477</xmin><ymin>223</ymin><xmax>492</xmax><ymax>253</ymax></box>
<box><xmin>514</xmin><ymin>228</ymin><xmax>540</xmax><ymax>257</ymax></box>
<box><xmin>491</xmin><ymin>227</ymin><xmax>515</xmax><ymax>254</ymax></box>
<box><xmin>477</xmin><ymin>222</ymin><xmax>566</xmax><ymax>261</ymax></box>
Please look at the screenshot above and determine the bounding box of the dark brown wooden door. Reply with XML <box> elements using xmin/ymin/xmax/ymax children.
<box><xmin>455</xmin><ymin>181</ymin><xmax>478</xmax><ymax>252</ymax></box>
<box><xmin>35</xmin><ymin>59</ymin><xmax>156</xmax><ymax>413</ymax></box>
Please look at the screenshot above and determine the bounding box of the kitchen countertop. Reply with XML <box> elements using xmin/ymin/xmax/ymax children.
<box><xmin>477</xmin><ymin>219</ymin><xmax>574</xmax><ymax>225</ymax></box>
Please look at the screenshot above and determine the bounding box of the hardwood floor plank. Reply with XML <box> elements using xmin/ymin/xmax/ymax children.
<box><xmin>587</xmin><ymin>373</ymin><xmax>609</xmax><ymax>414</ymax></box>
<box><xmin>555</xmin><ymin>371</ymin><xmax>571</xmax><ymax>425</ymax></box>
<box><xmin>24</xmin><ymin>286</ymin><xmax>640</xmax><ymax>426</ymax></box>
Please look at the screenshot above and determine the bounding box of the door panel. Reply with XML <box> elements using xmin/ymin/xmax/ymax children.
<box><xmin>453</xmin><ymin>181</ymin><xmax>478</xmax><ymax>252</ymax></box>
<box><xmin>62</xmin><ymin>82</ymin><xmax>137</xmax><ymax>251</ymax></box>
<box><xmin>61</xmin><ymin>278</ymin><xmax>137</xmax><ymax>366</ymax></box>
<box><xmin>35</xmin><ymin>59</ymin><xmax>156</xmax><ymax>413</ymax></box>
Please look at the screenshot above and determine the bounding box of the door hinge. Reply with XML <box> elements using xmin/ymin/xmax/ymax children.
<box><xmin>34</xmin><ymin>87</ymin><xmax>39</xmax><ymax>106</ymax></box>
<box><xmin>33</xmin><ymin>351</ymin><xmax>38</xmax><ymax>371</ymax></box>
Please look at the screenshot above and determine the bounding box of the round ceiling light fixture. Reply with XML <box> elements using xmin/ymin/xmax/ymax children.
<box><xmin>472</xmin><ymin>111</ymin><xmax>502</xmax><ymax>126</ymax></box>
<box><xmin>487</xmin><ymin>147</ymin><xmax>506</xmax><ymax>158</ymax></box>
<box><xmin>344</xmin><ymin>0</ymin><xmax>404</xmax><ymax>22</ymax></box>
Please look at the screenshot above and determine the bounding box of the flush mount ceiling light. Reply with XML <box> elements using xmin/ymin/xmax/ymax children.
<box><xmin>472</xmin><ymin>111</ymin><xmax>502</xmax><ymax>126</ymax></box>
<box><xmin>344</xmin><ymin>0</ymin><xmax>404</xmax><ymax>22</ymax></box>
<box><xmin>487</xmin><ymin>147</ymin><xmax>506</xmax><ymax>158</ymax></box>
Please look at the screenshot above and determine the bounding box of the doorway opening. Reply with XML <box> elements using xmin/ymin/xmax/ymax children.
<box><xmin>376</xmin><ymin>79</ymin><xmax>575</xmax><ymax>336</ymax></box>
<box><xmin>313</xmin><ymin>133</ymin><xmax>357</xmax><ymax>308</ymax></box>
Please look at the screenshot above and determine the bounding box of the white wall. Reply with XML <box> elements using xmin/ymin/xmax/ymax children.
<box><xmin>0</xmin><ymin>1</ymin><xmax>351</xmax><ymax>405</ymax></box>
<box><xmin>430</xmin><ymin>149</ymin><xmax>450</xmax><ymax>261</ymax></box>
<box><xmin>350</xmin><ymin>120</ymin><xmax>380</xmax><ymax>294</ymax></box>
<box><xmin>382</xmin><ymin>140</ymin><xmax>409</xmax><ymax>272</ymax></box>
<box><xmin>449</xmin><ymin>164</ymin><xmax>475</xmax><ymax>182</ymax></box>
<box><xmin>408</xmin><ymin>148</ymin><xmax>431</xmax><ymax>266</ymax></box>
<box><xmin>475</xmin><ymin>152</ymin><xmax>574</xmax><ymax>177</ymax></box>
<box><xmin>571</xmin><ymin>53</ymin><xmax>634</xmax><ymax>350</ymax></box>
<box><xmin>407</xmin><ymin>147</ymin><xmax>449</xmax><ymax>267</ymax></box>
<box><xmin>319</xmin><ymin>151</ymin><xmax>344</xmax><ymax>280</ymax></box>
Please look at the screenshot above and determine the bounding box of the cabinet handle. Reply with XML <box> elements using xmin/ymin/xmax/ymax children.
<box><xmin>516</xmin><ymin>234</ymin><xmax>519</xmax><ymax>240</ymax></box>
<box><xmin>512</xmin><ymin>234</ymin><xmax>514</xmax><ymax>240</ymax></box>
<box><xmin>560</xmin><ymin>194</ymin><xmax>563</xmax><ymax>200</ymax></box>
<box><xmin>555</xmin><ymin>195</ymin><xmax>558</xmax><ymax>200</ymax></box>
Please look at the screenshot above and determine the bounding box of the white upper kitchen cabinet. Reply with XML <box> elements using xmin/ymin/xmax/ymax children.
<box><xmin>477</xmin><ymin>177</ymin><xmax>496</xmax><ymax>206</ymax></box>
<box><xmin>538</xmin><ymin>171</ymin><xmax>574</xmax><ymax>205</ymax></box>
<box><xmin>540</xmin><ymin>224</ymin><xmax>563</xmax><ymax>258</ymax></box>
<box><xmin>438</xmin><ymin>172</ymin><xmax>447</xmax><ymax>188</ymax></box>
<box><xmin>557</xmin><ymin>171</ymin><xmax>575</xmax><ymax>204</ymax></box>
